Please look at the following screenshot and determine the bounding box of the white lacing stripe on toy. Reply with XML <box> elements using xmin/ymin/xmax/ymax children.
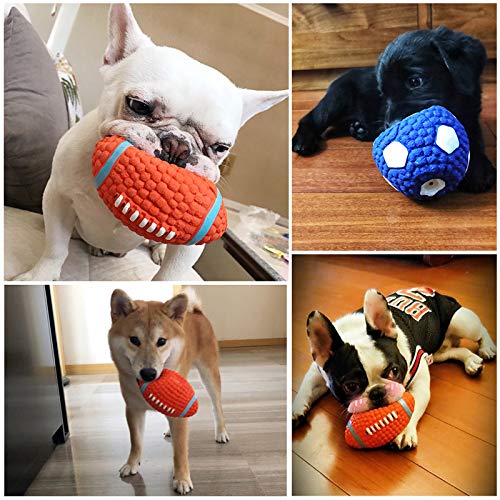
<box><xmin>165</xmin><ymin>231</ymin><xmax>176</xmax><ymax>241</ymax></box>
<box><xmin>156</xmin><ymin>227</ymin><xmax>166</xmax><ymax>237</ymax></box>
<box><xmin>130</xmin><ymin>210</ymin><xmax>139</xmax><ymax>222</ymax></box>
<box><xmin>139</xmin><ymin>218</ymin><xmax>148</xmax><ymax>228</ymax></box>
<box><xmin>122</xmin><ymin>202</ymin><xmax>130</xmax><ymax>214</ymax></box>
<box><xmin>146</xmin><ymin>222</ymin><xmax>157</xmax><ymax>233</ymax></box>
<box><xmin>114</xmin><ymin>195</ymin><xmax>123</xmax><ymax>207</ymax></box>
<box><xmin>392</xmin><ymin>411</ymin><xmax>398</xmax><ymax>419</ymax></box>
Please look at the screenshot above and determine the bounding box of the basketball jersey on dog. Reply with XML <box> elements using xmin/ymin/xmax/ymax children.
<box><xmin>384</xmin><ymin>287</ymin><xmax>461</xmax><ymax>356</ymax></box>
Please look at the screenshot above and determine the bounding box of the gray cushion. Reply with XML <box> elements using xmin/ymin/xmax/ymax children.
<box><xmin>4</xmin><ymin>8</ymin><xmax>69</xmax><ymax>213</ymax></box>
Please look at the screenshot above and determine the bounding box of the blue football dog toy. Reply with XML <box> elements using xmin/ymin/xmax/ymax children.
<box><xmin>373</xmin><ymin>106</ymin><xmax>470</xmax><ymax>200</ymax></box>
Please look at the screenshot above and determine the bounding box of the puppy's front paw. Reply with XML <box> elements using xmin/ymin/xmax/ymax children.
<box><xmin>292</xmin><ymin>403</ymin><xmax>310</xmax><ymax>428</ymax></box>
<box><xmin>292</xmin><ymin>124</ymin><xmax>322</xmax><ymax>156</ymax></box>
<box><xmin>465</xmin><ymin>353</ymin><xmax>484</xmax><ymax>376</ymax></box>
<box><xmin>216</xmin><ymin>428</ymin><xmax>230</xmax><ymax>443</ymax></box>
<box><xmin>119</xmin><ymin>462</ymin><xmax>140</xmax><ymax>477</ymax></box>
<box><xmin>392</xmin><ymin>425</ymin><xmax>418</xmax><ymax>450</ymax></box>
<box><xmin>349</xmin><ymin>121</ymin><xmax>372</xmax><ymax>141</ymax></box>
<box><xmin>173</xmin><ymin>477</ymin><xmax>193</xmax><ymax>495</ymax></box>
<box><xmin>150</xmin><ymin>243</ymin><xmax>167</xmax><ymax>266</ymax></box>
<box><xmin>14</xmin><ymin>270</ymin><xmax>36</xmax><ymax>281</ymax></box>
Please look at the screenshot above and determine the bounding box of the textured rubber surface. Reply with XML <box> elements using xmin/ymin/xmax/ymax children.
<box><xmin>92</xmin><ymin>136</ymin><xmax>227</xmax><ymax>245</ymax></box>
<box><xmin>345</xmin><ymin>392</ymin><xmax>415</xmax><ymax>449</ymax></box>
<box><xmin>138</xmin><ymin>368</ymin><xmax>198</xmax><ymax>418</ymax></box>
<box><xmin>373</xmin><ymin>106</ymin><xmax>469</xmax><ymax>200</ymax></box>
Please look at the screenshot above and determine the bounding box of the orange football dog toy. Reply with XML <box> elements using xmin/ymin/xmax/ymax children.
<box><xmin>137</xmin><ymin>369</ymin><xmax>198</xmax><ymax>418</ymax></box>
<box><xmin>345</xmin><ymin>392</ymin><xmax>415</xmax><ymax>449</ymax></box>
<box><xmin>92</xmin><ymin>136</ymin><xmax>227</xmax><ymax>245</ymax></box>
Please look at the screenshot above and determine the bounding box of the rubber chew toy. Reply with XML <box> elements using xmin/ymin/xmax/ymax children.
<box><xmin>345</xmin><ymin>392</ymin><xmax>415</xmax><ymax>449</ymax></box>
<box><xmin>373</xmin><ymin>106</ymin><xmax>470</xmax><ymax>200</ymax></box>
<box><xmin>92</xmin><ymin>136</ymin><xmax>227</xmax><ymax>245</ymax></box>
<box><xmin>137</xmin><ymin>369</ymin><xmax>198</xmax><ymax>418</ymax></box>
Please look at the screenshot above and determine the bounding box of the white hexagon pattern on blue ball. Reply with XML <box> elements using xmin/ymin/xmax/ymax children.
<box><xmin>383</xmin><ymin>141</ymin><xmax>408</xmax><ymax>169</ymax></box>
<box><xmin>420</xmin><ymin>178</ymin><xmax>446</xmax><ymax>197</ymax></box>
<box><xmin>435</xmin><ymin>125</ymin><xmax>459</xmax><ymax>154</ymax></box>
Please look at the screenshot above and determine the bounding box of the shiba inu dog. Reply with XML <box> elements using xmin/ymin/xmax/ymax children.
<box><xmin>108</xmin><ymin>288</ymin><xmax>228</xmax><ymax>494</ymax></box>
<box><xmin>292</xmin><ymin>287</ymin><xmax>496</xmax><ymax>449</ymax></box>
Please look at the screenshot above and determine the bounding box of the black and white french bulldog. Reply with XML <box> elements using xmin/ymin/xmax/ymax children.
<box><xmin>292</xmin><ymin>287</ymin><xmax>496</xmax><ymax>449</ymax></box>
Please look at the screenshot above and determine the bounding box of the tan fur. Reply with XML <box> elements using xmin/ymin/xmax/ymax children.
<box><xmin>108</xmin><ymin>289</ymin><xmax>229</xmax><ymax>495</ymax></box>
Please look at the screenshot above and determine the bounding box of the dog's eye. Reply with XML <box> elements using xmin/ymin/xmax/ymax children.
<box><xmin>211</xmin><ymin>143</ymin><xmax>230</xmax><ymax>155</ymax></box>
<box><xmin>129</xmin><ymin>336</ymin><xmax>141</xmax><ymax>346</ymax></box>
<box><xmin>156</xmin><ymin>338</ymin><xmax>167</xmax><ymax>347</ymax></box>
<box><xmin>388</xmin><ymin>366</ymin><xmax>399</xmax><ymax>379</ymax></box>
<box><xmin>343</xmin><ymin>382</ymin><xmax>360</xmax><ymax>394</ymax></box>
<box><xmin>126</xmin><ymin>97</ymin><xmax>152</xmax><ymax>115</ymax></box>
<box><xmin>407</xmin><ymin>76</ymin><xmax>424</xmax><ymax>89</ymax></box>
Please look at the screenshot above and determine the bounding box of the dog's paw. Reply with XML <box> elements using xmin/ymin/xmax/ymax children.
<box><xmin>459</xmin><ymin>156</ymin><xmax>496</xmax><ymax>193</ymax></box>
<box><xmin>215</xmin><ymin>428</ymin><xmax>230</xmax><ymax>443</ymax></box>
<box><xmin>349</xmin><ymin>121</ymin><xmax>371</xmax><ymax>141</ymax></box>
<box><xmin>119</xmin><ymin>462</ymin><xmax>140</xmax><ymax>477</ymax></box>
<box><xmin>292</xmin><ymin>403</ymin><xmax>310</xmax><ymax>428</ymax></box>
<box><xmin>173</xmin><ymin>477</ymin><xmax>193</xmax><ymax>495</ymax></box>
<box><xmin>14</xmin><ymin>269</ymin><xmax>60</xmax><ymax>281</ymax></box>
<box><xmin>479</xmin><ymin>338</ymin><xmax>497</xmax><ymax>360</ymax></box>
<box><xmin>292</xmin><ymin>124</ymin><xmax>322</xmax><ymax>156</ymax></box>
<box><xmin>14</xmin><ymin>270</ymin><xmax>36</xmax><ymax>281</ymax></box>
<box><xmin>392</xmin><ymin>425</ymin><xmax>418</xmax><ymax>450</ymax></box>
<box><xmin>150</xmin><ymin>243</ymin><xmax>167</xmax><ymax>266</ymax></box>
<box><xmin>465</xmin><ymin>353</ymin><xmax>484</xmax><ymax>376</ymax></box>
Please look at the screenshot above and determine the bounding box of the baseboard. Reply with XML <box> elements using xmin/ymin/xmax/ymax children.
<box><xmin>65</xmin><ymin>363</ymin><xmax>117</xmax><ymax>375</ymax></box>
<box><xmin>219</xmin><ymin>338</ymin><xmax>286</xmax><ymax>348</ymax></box>
<box><xmin>64</xmin><ymin>339</ymin><xmax>286</xmax><ymax>375</ymax></box>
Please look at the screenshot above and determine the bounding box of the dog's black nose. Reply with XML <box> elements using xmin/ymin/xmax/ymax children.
<box><xmin>368</xmin><ymin>385</ymin><xmax>387</xmax><ymax>405</ymax></box>
<box><xmin>160</xmin><ymin>134</ymin><xmax>191</xmax><ymax>166</ymax></box>
<box><xmin>140</xmin><ymin>368</ymin><xmax>157</xmax><ymax>381</ymax></box>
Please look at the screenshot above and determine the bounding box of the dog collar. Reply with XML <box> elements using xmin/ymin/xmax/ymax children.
<box><xmin>405</xmin><ymin>345</ymin><xmax>432</xmax><ymax>388</ymax></box>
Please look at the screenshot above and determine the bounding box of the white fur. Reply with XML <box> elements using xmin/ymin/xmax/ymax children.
<box><xmin>182</xmin><ymin>287</ymin><xmax>202</xmax><ymax>314</ymax></box>
<box><xmin>14</xmin><ymin>4</ymin><xmax>288</xmax><ymax>282</ymax></box>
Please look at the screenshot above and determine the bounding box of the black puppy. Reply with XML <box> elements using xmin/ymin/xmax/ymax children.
<box><xmin>292</xmin><ymin>26</ymin><xmax>496</xmax><ymax>193</ymax></box>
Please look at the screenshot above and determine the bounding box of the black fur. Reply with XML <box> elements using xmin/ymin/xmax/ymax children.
<box><xmin>292</xmin><ymin>26</ymin><xmax>496</xmax><ymax>193</ymax></box>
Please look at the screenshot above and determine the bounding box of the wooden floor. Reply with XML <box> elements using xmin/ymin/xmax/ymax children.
<box><xmin>292</xmin><ymin>83</ymin><xmax>497</xmax><ymax>250</ymax></box>
<box><xmin>27</xmin><ymin>346</ymin><xmax>286</xmax><ymax>496</ymax></box>
<box><xmin>292</xmin><ymin>255</ymin><xmax>496</xmax><ymax>495</ymax></box>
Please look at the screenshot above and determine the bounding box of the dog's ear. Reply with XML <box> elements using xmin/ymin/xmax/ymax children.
<box><xmin>163</xmin><ymin>294</ymin><xmax>189</xmax><ymax>323</ymax></box>
<box><xmin>103</xmin><ymin>4</ymin><xmax>154</xmax><ymax>65</ymax></box>
<box><xmin>363</xmin><ymin>289</ymin><xmax>398</xmax><ymax>340</ymax></box>
<box><xmin>111</xmin><ymin>289</ymin><xmax>137</xmax><ymax>322</ymax></box>
<box><xmin>239</xmin><ymin>89</ymin><xmax>288</xmax><ymax>127</ymax></box>
<box><xmin>432</xmin><ymin>26</ymin><xmax>486</xmax><ymax>95</ymax></box>
<box><xmin>306</xmin><ymin>310</ymin><xmax>344</xmax><ymax>366</ymax></box>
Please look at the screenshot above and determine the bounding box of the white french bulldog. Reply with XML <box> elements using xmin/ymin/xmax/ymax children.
<box><xmin>16</xmin><ymin>4</ymin><xmax>287</xmax><ymax>281</ymax></box>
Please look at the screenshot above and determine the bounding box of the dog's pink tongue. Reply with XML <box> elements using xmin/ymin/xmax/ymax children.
<box><xmin>348</xmin><ymin>397</ymin><xmax>370</xmax><ymax>414</ymax></box>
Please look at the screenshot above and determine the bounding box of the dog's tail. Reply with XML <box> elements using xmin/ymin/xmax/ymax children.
<box><xmin>182</xmin><ymin>287</ymin><xmax>203</xmax><ymax>314</ymax></box>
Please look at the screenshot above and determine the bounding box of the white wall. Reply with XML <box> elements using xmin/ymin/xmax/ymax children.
<box><xmin>54</xmin><ymin>284</ymin><xmax>286</xmax><ymax>365</ymax></box>
<box><xmin>186</xmin><ymin>285</ymin><xmax>286</xmax><ymax>341</ymax></box>
<box><xmin>54</xmin><ymin>283</ymin><xmax>174</xmax><ymax>365</ymax></box>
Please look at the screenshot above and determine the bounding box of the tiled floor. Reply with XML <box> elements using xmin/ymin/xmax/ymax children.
<box><xmin>27</xmin><ymin>346</ymin><xmax>286</xmax><ymax>496</ymax></box>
